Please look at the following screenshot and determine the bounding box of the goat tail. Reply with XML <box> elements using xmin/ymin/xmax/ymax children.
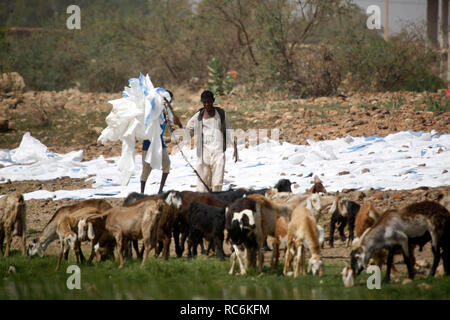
<box><xmin>84</xmin><ymin>212</ymin><xmax>104</xmax><ymax>222</ymax></box>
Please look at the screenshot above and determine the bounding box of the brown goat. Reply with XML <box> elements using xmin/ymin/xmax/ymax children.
<box><xmin>265</xmin><ymin>190</ymin><xmax>335</xmax><ymax>219</ymax></box>
<box><xmin>354</xmin><ymin>201</ymin><xmax>383</xmax><ymax>239</ymax></box>
<box><xmin>307</xmin><ymin>182</ymin><xmax>327</xmax><ymax>194</ymax></box>
<box><xmin>99</xmin><ymin>197</ymin><xmax>167</xmax><ymax>268</ymax></box>
<box><xmin>307</xmin><ymin>176</ymin><xmax>327</xmax><ymax>194</ymax></box>
<box><xmin>271</xmin><ymin>214</ymin><xmax>289</xmax><ymax>270</ymax></box>
<box><xmin>77</xmin><ymin>211</ymin><xmax>114</xmax><ymax>263</ymax></box>
<box><xmin>284</xmin><ymin>206</ymin><xmax>324</xmax><ymax>277</ymax></box>
<box><xmin>55</xmin><ymin>206</ymin><xmax>105</xmax><ymax>270</ymax></box>
<box><xmin>246</xmin><ymin>194</ymin><xmax>291</xmax><ymax>273</ymax></box>
<box><xmin>151</xmin><ymin>199</ymin><xmax>177</xmax><ymax>260</ymax></box>
<box><xmin>272</xmin><ymin>213</ymin><xmax>324</xmax><ymax>271</ymax></box>
<box><xmin>0</xmin><ymin>192</ymin><xmax>26</xmax><ymax>257</ymax></box>
<box><xmin>28</xmin><ymin>199</ymin><xmax>112</xmax><ymax>259</ymax></box>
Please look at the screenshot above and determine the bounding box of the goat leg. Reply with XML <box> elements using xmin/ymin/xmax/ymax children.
<box><xmin>21</xmin><ymin>232</ymin><xmax>26</xmax><ymax>256</ymax></box>
<box><xmin>56</xmin><ymin>241</ymin><xmax>68</xmax><ymax>271</ymax></box>
<box><xmin>155</xmin><ymin>240</ymin><xmax>163</xmax><ymax>257</ymax></box>
<box><xmin>338</xmin><ymin>219</ymin><xmax>347</xmax><ymax>243</ymax></box>
<box><xmin>348</xmin><ymin>217</ymin><xmax>355</xmax><ymax>245</ymax></box>
<box><xmin>283</xmin><ymin>243</ymin><xmax>293</xmax><ymax>276</ymax></box>
<box><xmin>206</xmin><ymin>239</ymin><xmax>214</xmax><ymax>255</ymax></box>
<box><xmin>163</xmin><ymin>237</ymin><xmax>170</xmax><ymax>260</ymax></box>
<box><xmin>116</xmin><ymin>235</ymin><xmax>125</xmax><ymax>268</ymax></box>
<box><xmin>301</xmin><ymin>245</ymin><xmax>306</xmax><ymax>275</ymax></box>
<box><xmin>229</xmin><ymin>250</ymin><xmax>237</xmax><ymax>275</ymax></box>
<box><xmin>0</xmin><ymin>232</ymin><xmax>4</xmax><ymax>256</ymax></box>
<box><xmin>132</xmin><ymin>240</ymin><xmax>142</xmax><ymax>259</ymax></box>
<box><xmin>173</xmin><ymin>227</ymin><xmax>182</xmax><ymax>258</ymax></box>
<box><xmin>402</xmin><ymin>248</ymin><xmax>415</xmax><ymax>280</ymax></box>
<box><xmin>179</xmin><ymin>232</ymin><xmax>188</xmax><ymax>258</ymax></box>
<box><xmin>383</xmin><ymin>247</ymin><xmax>395</xmax><ymax>283</ymax></box>
<box><xmin>4</xmin><ymin>233</ymin><xmax>11</xmax><ymax>257</ymax></box>
<box><xmin>429</xmin><ymin>245</ymin><xmax>441</xmax><ymax>277</ymax></box>
<box><xmin>200</xmin><ymin>238</ymin><xmax>207</xmax><ymax>255</ymax></box>
<box><xmin>271</xmin><ymin>241</ymin><xmax>279</xmax><ymax>270</ymax></box>
<box><xmin>187</xmin><ymin>236</ymin><xmax>193</xmax><ymax>258</ymax></box>
<box><xmin>88</xmin><ymin>242</ymin><xmax>95</xmax><ymax>264</ymax></box>
<box><xmin>258</xmin><ymin>246</ymin><xmax>264</xmax><ymax>274</ymax></box>
<box><xmin>215</xmin><ymin>237</ymin><xmax>225</xmax><ymax>261</ymax></box>
<box><xmin>141</xmin><ymin>241</ymin><xmax>151</xmax><ymax>268</ymax></box>
<box><xmin>74</xmin><ymin>241</ymin><xmax>81</xmax><ymax>264</ymax></box>
<box><xmin>123</xmin><ymin>241</ymin><xmax>133</xmax><ymax>260</ymax></box>
<box><xmin>328</xmin><ymin>219</ymin><xmax>336</xmax><ymax>248</ymax></box>
<box><xmin>74</xmin><ymin>241</ymin><xmax>85</xmax><ymax>264</ymax></box>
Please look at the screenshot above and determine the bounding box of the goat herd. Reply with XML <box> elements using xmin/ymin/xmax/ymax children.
<box><xmin>1</xmin><ymin>178</ymin><xmax>450</xmax><ymax>287</ymax></box>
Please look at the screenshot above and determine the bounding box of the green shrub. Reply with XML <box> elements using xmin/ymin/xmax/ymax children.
<box><xmin>333</xmin><ymin>25</ymin><xmax>444</xmax><ymax>93</ymax></box>
<box><xmin>207</xmin><ymin>57</ymin><xmax>234</xmax><ymax>96</ymax></box>
<box><xmin>424</xmin><ymin>92</ymin><xmax>450</xmax><ymax>113</ymax></box>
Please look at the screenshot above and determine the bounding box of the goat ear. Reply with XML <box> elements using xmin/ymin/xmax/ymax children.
<box><xmin>340</xmin><ymin>200</ymin><xmax>348</xmax><ymax>217</ymax></box>
<box><xmin>78</xmin><ymin>219</ymin><xmax>87</xmax><ymax>240</ymax></box>
<box><xmin>352</xmin><ymin>228</ymin><xmax>371</xmax><ymax>249</ymax></box>
<box><xmin>37</xmin><ymin>246</ymin><xmax>44</xmax><ymax>257</ymax></box>
<box><xmin>87</xmin><ymin>222</ymin><xmax>95</xmax><ymax>240</ymax></box>
<box><xmin>328</xmin><ymin>199</ymin><xmax>337</xmax><ymax>215</ymax></box>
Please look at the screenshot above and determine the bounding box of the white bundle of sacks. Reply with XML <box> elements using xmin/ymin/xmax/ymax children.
<box><xmin>98</xmin><ymin>73</ymin><xmax>173</xmax><ymax>185</ymax></box>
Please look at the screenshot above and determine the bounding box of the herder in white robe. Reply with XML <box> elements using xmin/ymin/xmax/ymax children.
<box><xmin>186</xmin><ymin>90</ymin><xmax>238</xmax><ymax>192</ymax></box>
<box><xmin>141</xmin><ymin>90</ymin><xmax>183</xmax><ymax>194</ymax></box>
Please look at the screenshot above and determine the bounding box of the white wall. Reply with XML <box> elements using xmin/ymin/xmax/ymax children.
<box><xmin>352</xmin><ymin>0</ymin><xmax>428</xmax><ymax>34</ymax></box>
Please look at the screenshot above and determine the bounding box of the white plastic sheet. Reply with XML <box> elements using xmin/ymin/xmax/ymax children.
<box><xmin>98</xmin><ymin>73</ymin><xmax>172</xmax><ymax>185</ymax></box>
<box><xmin>0</xmin><ymin>130</ymin><xmax>449</xmax><ymax>200</ymax></box>
<box><xmin>10</xmin><ymin>132</ymin><xmax>49</xmax><ymax>164</ymax></box>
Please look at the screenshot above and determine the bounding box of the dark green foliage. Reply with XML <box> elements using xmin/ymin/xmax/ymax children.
<box><xmin>0</xmin><ymin>0</ymin><xmax>445</xmax><ymax>95</ymax></box>
<box><xmin>333</xmin><ymin>25</ymin><xmax>444</xmax><ymax>93</ymax></box>
<box><xmin>207</xmin><ymin>57</ymin><xmax>234</xmax><ymax>95</ymax></box>
<box><xmin>423</xmin><ymin>92</ymin><xmax>450</xmax><ymax>113</ymax></box>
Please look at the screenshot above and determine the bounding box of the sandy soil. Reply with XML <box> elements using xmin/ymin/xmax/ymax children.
<box><xmin>1</xmin><ymin>88</ymin><xmax>449</xmax><ymax>278</ymax></box>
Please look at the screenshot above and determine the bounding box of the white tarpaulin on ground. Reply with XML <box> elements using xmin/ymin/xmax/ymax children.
<box><xmin>0</xmin><ymin>130</ymin><xmax>449</xmax><ymax>201</ymax></box>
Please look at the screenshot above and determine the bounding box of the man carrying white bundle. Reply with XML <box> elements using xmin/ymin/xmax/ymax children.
<box><xmin>140</xmin><ymin>89</ymin><xmax>183</xmax><ymax>194</ymax></box>
<box><xmin>186</xmin><ymin>90</ymin><xmax>238</xmax><ymax>192</ymax></box>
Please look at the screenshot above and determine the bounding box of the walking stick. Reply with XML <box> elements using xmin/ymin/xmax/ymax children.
<box><xmin>162</xmin><ymin>102</ymin><xmax>213</xmax><ymax>193</ymax></box>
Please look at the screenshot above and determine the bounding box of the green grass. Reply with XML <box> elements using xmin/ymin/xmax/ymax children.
<box><xmin>382</xmin><ymin>95</ymin><xmax>406</xmax><ymax>110</ymax></box>
<box><xmin>423</xmin><ymin>92</ymin><xmax>450</xmax><ymax>114</ymax></box>
<box><xmin>1</xmin><ymin>251</ymin><xmax>449</xmax><ymax>300</ymax></box>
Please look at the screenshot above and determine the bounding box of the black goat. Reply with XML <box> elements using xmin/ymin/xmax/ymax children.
<box><xmin>328</xmin><ymin>197</ymin><xmax>360</xmax><ymax>248</ymax></box>
<box><xmin>186</xmin><ymin>201</ymin><xmax>226</xmax><ymax>260</ymax></box>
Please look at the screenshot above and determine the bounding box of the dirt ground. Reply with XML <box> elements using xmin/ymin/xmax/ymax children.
<box><xmin>2</xmin><ymin>89</ymin><xmax>450</xmax><ymax>160</ymax></box>
<box><xmin>1</xmin><ymin>88</ymin><xmax>450</xmax><ymax>279</ymax></box>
